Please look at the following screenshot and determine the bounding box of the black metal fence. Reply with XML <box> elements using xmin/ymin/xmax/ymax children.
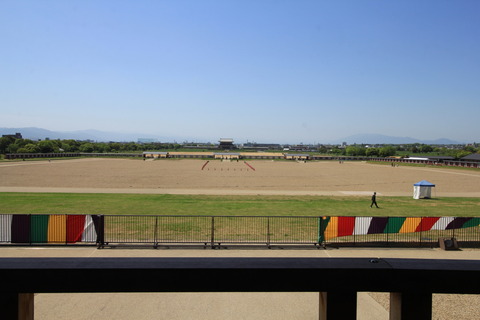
<box><xmin>103</xmin><ymin>215</ymin><xmax>321</xmax><ymax>247</ymax></box>
<box><xmin>1</xmin><ymin>214</ymin><xmax>479</xmax><ymax>248</ymax></box>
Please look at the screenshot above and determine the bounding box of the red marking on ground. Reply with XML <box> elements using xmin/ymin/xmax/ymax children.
<box><xmin>244</xmin><ymin>161</ymin><xmax>255</xmax><ymax>171</ymax></box>
<box><xmin>202</xmin><ymin>161</ymin><xmax>210</xmax><ymax>170</ymax></box>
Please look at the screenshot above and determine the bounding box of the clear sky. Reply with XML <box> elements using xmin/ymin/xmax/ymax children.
<box><xmin>1</xmin><ymin>1</ymin><xmax>479</xmax><ymax>143</ymax></box>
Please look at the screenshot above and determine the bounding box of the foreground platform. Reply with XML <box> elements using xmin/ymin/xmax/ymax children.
<box><xmin>1</xmin><ymin>247</ymin><xmax>480</xmax><ymax>320</ymax></box>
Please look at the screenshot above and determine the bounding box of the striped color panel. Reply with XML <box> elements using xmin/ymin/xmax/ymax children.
<box><xmin>321</xmin><ymin>216</ymin><xmax>480</xmax><ymax>241</ymax></box>
<box><xmin>0</xmin><ymin>214</ymin><xmax>98</xmax><ymax>244</ymax></box>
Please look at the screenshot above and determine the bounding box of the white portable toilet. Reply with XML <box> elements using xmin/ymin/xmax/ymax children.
<box><xmin>413</xmin><ymin>180</ymin><xmax>435</xmax><ymax>199</ymax></box>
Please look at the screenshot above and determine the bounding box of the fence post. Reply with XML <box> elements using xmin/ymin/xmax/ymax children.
<box><xmin>386</xmin><ymin>220</ymin><xmax>388</xmax><ymax>246</ymax></box>
<box><xmin>154</xmin><ymin>216</ymin><xmax>158</xmax><ymax>248</ymax></box>
<box><xmin>318</xmin><ymin>217</ymin><xmax>326</xmax><ymax>248</ymax></box>
<box><xmin>419</xmin><ymin>217</ymin><xmax>423</xmax><ymax>247</ymax></box>
<box><xmin>65</xmin><ymin>214</ymin><xmax>68</xmax><ymax>246</ymax></box>
<box><xmin>96</xmin><ymin>215</ymin><xmax>105</xmax><ymax>248</ymax></box>
<box><xmin>211</xmin><ymin>216</ymin><xmax>215</xmax><ymax>249</ymax></box>
<box><xmin>353</xmin><ymin>218</ymin><xmax>356</xmax><ymax>246</ymax></box>
<box><xmin>267</xmin><ymin>217</ymin><xmax>271</xmax><ymax>247</ymax></box>
<box><xmin>29</xmin><ymin>214</ymin><xmax>32</xmax><ymax>246</ymax></box>
<box><xmin>317</xmin><ymin>217</ymin><xmax>322</xmax><ymax>245</ymax></box>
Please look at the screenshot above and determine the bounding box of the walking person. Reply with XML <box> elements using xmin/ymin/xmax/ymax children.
<box><xmin>370</xmin><ymin>192</ymin><xmax>379</xmax><ymax>208</ymax></box>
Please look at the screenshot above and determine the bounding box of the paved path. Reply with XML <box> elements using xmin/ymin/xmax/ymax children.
<box><xmin>1</xmin><ymin>247</ymin><xmax>480</xmax><ymax>320</ymax></box>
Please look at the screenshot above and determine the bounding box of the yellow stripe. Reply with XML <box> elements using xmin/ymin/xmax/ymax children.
<box><xmin>399</xmin><ymin>217</ymin><xmax>422</xmax><ymax>233</ymax></box>
<box><xmin>47</xmin><ymin>215</ymin><xmax>67</xmax><ymax>243</ymax></box>
<box><xmin>324</xmin><ymin>217</ymin><xmax>338</xmax><ymax>240</ymax></box>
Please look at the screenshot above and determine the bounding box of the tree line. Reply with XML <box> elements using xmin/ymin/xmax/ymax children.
<box><xmin>336</xmin><ymin>144</ymin><xmax>477</xmax><ymax>159</ymax></box>
<box><xmin>0</xmin><ymin>136</ymin><xmax>478</xmax><ymax>160</ymax></box>
<box><xmin>0</xmin><ymin>137</ymin><xmax>182</xmax><ymax>154</ymax></box>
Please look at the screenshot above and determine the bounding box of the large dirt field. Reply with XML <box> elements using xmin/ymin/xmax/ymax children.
<box><xmin>1</xmin><ymin>158</ymin><xmax>479</xmax><ymax>196</ymax></box>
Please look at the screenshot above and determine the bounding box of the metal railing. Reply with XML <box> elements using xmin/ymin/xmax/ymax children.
<box><xmin>1</xmin><ymin>214</ymin><xmax>480</xmax><ymax>248</ymax></box>
<box><xmin>102</xmin><ymin>215</ymin><xmax>321</xmax><ymax>247</ymax></box>
<box><xmin>321</xmin><ymin>216</ymin><xmax>480</xmax><ymax>247</ymax></box>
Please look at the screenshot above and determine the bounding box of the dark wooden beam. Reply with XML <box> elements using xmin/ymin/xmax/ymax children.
<box><xmin>0</xmin><ymin>293</ymin><xmax>33</xmax><ymax>320</ymax></box>
<box><xmin>1</xmin><ymin>257</ymin><xmax>479</xmax><ymax>293</ymax></box>
<box><xmin>390</xmin><ymin>291</ymin><xmax>432</xmax><ymax>320</ymax></box>
<box><xmin>1</xmin><ymin>257</ymin><xmax>479</xmax><ymax>320</ymax></box>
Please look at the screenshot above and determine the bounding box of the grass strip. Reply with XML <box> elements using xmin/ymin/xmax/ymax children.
<box><xmin>1</xmin><ymin>192</ymin><xmax>479</xmax><ymax>217</ymax></box>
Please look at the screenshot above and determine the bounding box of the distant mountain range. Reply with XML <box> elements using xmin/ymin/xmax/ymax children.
<box><xmin>0</xmin><ymin>127</ymin><xmax>466</xmax><ymax>145</ymax></box>
<box><xmin>0</xmin><ymin>127</ymin><xmax>164</xmax><ymax>142</ymax></box>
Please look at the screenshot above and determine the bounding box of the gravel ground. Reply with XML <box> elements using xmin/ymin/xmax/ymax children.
<box><xmin>368</xmin><ymin>292</ymin><xmax>480</xmax><ymax>320</ymax></box>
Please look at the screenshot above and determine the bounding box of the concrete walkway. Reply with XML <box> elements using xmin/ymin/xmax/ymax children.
<box><xmin>1</xmin><ymin>246</ymin><xmax>479</xmax><ymax>320</ymax></box>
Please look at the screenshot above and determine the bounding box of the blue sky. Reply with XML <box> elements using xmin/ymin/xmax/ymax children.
<box><xmin>1</xmin><ymin>1</ymin><xmax>479</xmax><ymax>143</ymax></box>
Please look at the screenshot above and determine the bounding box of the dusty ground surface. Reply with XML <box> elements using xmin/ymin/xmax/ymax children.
<box><xmin>1</xmin><ymin>158</ymin><xmax>480</xmax><ymax>196</ymax></box>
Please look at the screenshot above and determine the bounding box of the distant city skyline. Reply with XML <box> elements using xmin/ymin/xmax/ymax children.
<box><xmin>1</xmin><ymin>1</ymin><xmax>479</xmax><ymax>144</ymax></box>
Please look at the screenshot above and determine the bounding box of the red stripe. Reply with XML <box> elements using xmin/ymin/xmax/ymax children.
<box><xmin>202</xmin><ymin>161</ymin><xmax>209</xmax><ymax>170</ymax></box>
<box><xmin>66</xmin><ymin>215</ymin><xmax>86</xmax><ymax>243</ymax></box>
<box><xmin>244</xmin><ymin>162</ymin><xmax>255</xmax><ymax>171</ymax></box>
<box><xmin>337</xmin><ymin>217</ymin><xmax>356</xmax><ymax>237</ymax></box>
<box><xmin>415</xmin><ymin>217</ymin><xmax>440</xmax><ymax>232</ymax></box>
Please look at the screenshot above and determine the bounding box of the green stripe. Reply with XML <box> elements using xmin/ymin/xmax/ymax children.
<box><xmin>30</xmin><ymin>215</ymin><xmax>49</xmax><ymax>243</ymax></box>
<box><xmin>318</xmin><ymin>217</ymin><xmax>330</xmax><ymax>243</ymax></box>
<box><xmin>462</xmin><ymin>218</ymin><xmax>480</xmax><ymax>229</ymax></box>
<box><xmin>385</xmin><ymin>217</ymin><xmax>406</xmax><ymax>234</ymax></box>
